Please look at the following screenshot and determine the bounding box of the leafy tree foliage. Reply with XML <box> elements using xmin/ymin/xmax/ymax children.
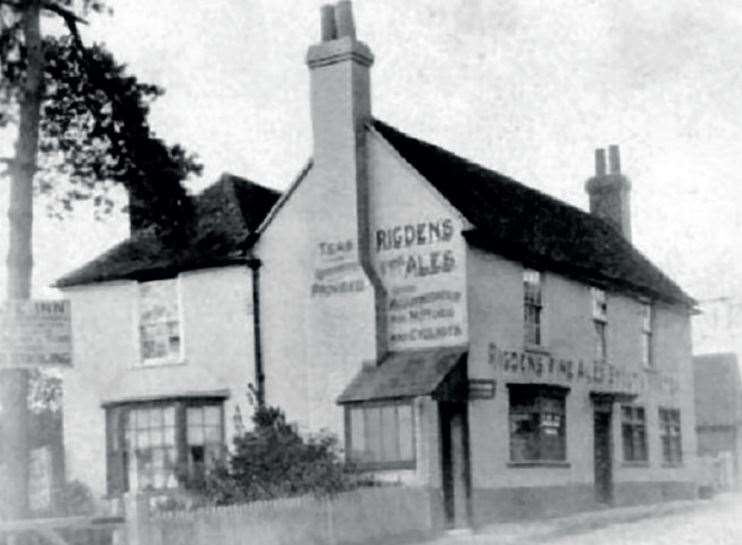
<box><xmin>192</xmin><ymin>406</ymin><xmax>360</xmax><ymax>505</ymax></box>
<box><xmin>0</xmin><ymin>1</ymin><xmax>201</xmax><ymax>233</ymax></box>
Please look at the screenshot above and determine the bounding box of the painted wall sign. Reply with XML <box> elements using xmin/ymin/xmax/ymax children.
<box><xmin>310</xmin><ymin>238</ymin><xmax>366</xmax><ymax>297</ymax></box>
<box><xmin>488</xmin><ymin>343</ymin><xmax>679</xmax><ymax>396</ymax></box>
<box><xmin>0</xmin><ymin>300</ymin><xmax>72</xmax><ymax>367</ymax></box>
<box><xmin>374</xmin><ymin>217</ymin><xmax>466</xmax><ymax>350</ymax></box>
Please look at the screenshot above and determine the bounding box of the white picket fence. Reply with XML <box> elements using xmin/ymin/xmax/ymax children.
<box><xmin>129</xmin><ymin>486</ymin><xmax>436</xmax><ymax>545</ymax></box>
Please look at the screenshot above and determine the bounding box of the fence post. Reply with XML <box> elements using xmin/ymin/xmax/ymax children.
<box><xmin>125</xmin><ymin>494</ymin><xmax>149</xmax><ymax>545</ymax></box>
<box><xmin>325</xmin><ymin>497</ymin><xmax>336</xmax><ymax>545</ymax></box>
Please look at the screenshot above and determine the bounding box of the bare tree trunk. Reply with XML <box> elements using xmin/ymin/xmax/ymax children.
<box><xmin>1</xmin><ymin>0</ymin><xmax>43</xmax><ymax>522</ymax></box>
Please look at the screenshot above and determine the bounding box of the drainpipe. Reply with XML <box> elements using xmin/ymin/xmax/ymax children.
<box><xmin>246</xmin><ymin>256</ymin><xmax>265</xmax><ymax>408</ymax></box>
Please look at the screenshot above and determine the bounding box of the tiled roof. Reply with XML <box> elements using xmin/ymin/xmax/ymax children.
<box><xmin>337</xmin><ymin>346</ymin><xmax>467</xmax><ymax>404</ymax></box>
<box><xmin>694</xmin><ymin>352</ymin><xmax>742</xmax><ymax>427</ymax></box>
<box><xmin>372</xmin><ymin>119</ymin><xmax>694</xmax><ymax>307</ymax></box>
<box><xmin>55</xmin><ymin>174</ymin><xmax>281</xmax><ymax>287</ymax></box>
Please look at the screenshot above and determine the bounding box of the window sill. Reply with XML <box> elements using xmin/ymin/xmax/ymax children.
<box><xmin>621</xmin><ymin>461</ymin><xmax>650</xmax><ymax>468</ymax></box>
<box><xmin>507</xmin><ymin>460</ymin><xmax>570</xmax><ymax>468</ymax></box>
<box><xmin>133</xmin><ymin>358</ymin><xmax>186</xmax><ymax>369</ymax></box>
<box><xmin>643</xmin><ymin>366</ymin><xmax>658</xmax><ymax>374</ymax></box>
<box><xmin>348</xmin><ymin>460</ymin><xmax>417</xmax><ymax>472</ymax></box>
<box><xmin>661</xmin><ymin>462</ymin><xmax>684</xmax><ymax>468</ymax></box>
<box><xmin>524</xmin><ymin>344</ymin><xmax>550</xmax><ymax>356</ymax></box>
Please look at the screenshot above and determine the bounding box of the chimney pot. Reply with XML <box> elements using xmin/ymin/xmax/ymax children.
<box><xmin>608</xmin><ymin>144</ymin><xmax>621</xmax><ymax>174</ymax></box>
<box><xmin>334</xmin><ymin>0</ymin><xmax>356</xmax><ymax>39</ymax></box>
<box><xmin>320</xmin><ymin>4</ymin><xmax>337</xmax><ymax>41</ymax></box>
<box><xmin>595</xmin><ymin>148</ymin><xmax>606</xmax><ymax>176</ymax></box>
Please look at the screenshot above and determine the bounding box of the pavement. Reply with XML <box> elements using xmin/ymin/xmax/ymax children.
<box><xmin>423</xmin><ymin>493</ymin><xmax>741</xmax><ymax>545</ymax></box>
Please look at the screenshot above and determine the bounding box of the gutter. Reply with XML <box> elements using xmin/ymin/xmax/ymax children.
<box><xmin>246</xmin><ymin>256</ymin><xmax>265</xmax><ymax>407</ymax></box>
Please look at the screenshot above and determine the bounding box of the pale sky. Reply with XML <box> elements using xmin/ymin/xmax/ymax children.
<box><xmin>1</xmin><ymin>0</ymin><xmax>741</xmax><ymax>350</ymax></box>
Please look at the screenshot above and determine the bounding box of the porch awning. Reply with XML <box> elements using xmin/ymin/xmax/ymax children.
<box><xmin>337</xmin><ymin>345</ymin><xmax>468</xmax><ymax>404</ymax></box>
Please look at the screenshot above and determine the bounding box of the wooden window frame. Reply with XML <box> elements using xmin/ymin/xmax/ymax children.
<box><xmin>508</xmin><ymin>384</ymin><xmax>568</xmax><ymax>464</ymax></box>
<box><xmin>659</xmin><ymin>408</ymin><xmax>682</xmax><ymax>465</ymax></box>
<box><xmin>344</xmin><ymin>400</ymin><xmax>416</xmax><ymax>471</ymax></box>
<box><xmin>105</xmin><ymin>397</ymin><xmax>225</xmax><ymax>496</ymax></box>
<box><xmin>136</xmin><ymin>277</ymin><xmax>184</xmax><ymax>367</ymax></box>
<box><xmin>621</xmin><ymin>405</ymin><xmax>648</xmax><ymax>463</ymax></box>
<box><xmin>523</xmin><ymin>269</ymin><xmax>543</xmax><ymax>347</ymax></box>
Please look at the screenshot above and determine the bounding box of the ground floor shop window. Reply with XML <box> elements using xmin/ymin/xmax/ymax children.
<box><xmin>105</xmin><ymin>398</ymin><xmax>224</xmax><ymax>494</ymax></box>
<box><xmin>621</xmin><ymin>405</ymin><xmax>648</xmax><ymax>462</ymax></box>
<box><xmin>659</xmin><ymin>408</ymin><xmax>682</xmax><ymax>465</ymax></box>
<box><xmin>345</xmin><ymin>402</ymin><xmax>415</xmax><ymax>469</ymax></box>
<box><xmin>508</xmin><ymin>385</ymin><xmax>567</xmax><ymax>462</ymax></box>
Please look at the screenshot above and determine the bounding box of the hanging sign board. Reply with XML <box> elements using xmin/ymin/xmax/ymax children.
<box><xmin>0</xmin><ymin>300</ymin><xmax>72</xmax><ymax>367</ymax></box>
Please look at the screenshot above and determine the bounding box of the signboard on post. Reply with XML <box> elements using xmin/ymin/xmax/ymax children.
<box><xmin>0</xmin><ymin>300</ymin><xmax>72</xmax><ymax>367</ymax></box>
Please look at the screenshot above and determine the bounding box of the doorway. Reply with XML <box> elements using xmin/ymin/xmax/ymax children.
<box><xmin>439</xmin><ymin>402</ymin><xmax>470</xmax><ymax>529</ymax></box>
<box><xmin>593</xmin><ymin>407</ymin><xmax>613</xmax><ymax>504</ymax></box>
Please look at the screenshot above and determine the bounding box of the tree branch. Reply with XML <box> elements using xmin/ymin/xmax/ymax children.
<box><xmin>41</xmin><ymin>1</ymin><xmax>87</xmax><ymax>48</ymax></box>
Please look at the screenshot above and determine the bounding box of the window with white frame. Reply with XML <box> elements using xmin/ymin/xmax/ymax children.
<box><xmin>524</xmin><ymin>269</ymin><xmax>543</xmax><ymax>346</ymax></box>
<box><xmin>346</xmin><ymin>402</ymin><xmax>415</xmax><ymax>469</ymax></box>
<box><xmin>138</xmin><ymin>278</ymin><xmax>181</xmax><ymax>365</ymax></box>
<box><xmin>105</xmin><ymin>399</ymin><xmax>224</xmax><ymax>495</ymax></box>
<box><xmin>591</xmin><ymin>288</ymin><xmax>607</xmax><ymax>362</ymax></box>
<box><xmin>640</xmin><ymin>303</ymin><xmax>653</xmax><ymax>367</ymax></box>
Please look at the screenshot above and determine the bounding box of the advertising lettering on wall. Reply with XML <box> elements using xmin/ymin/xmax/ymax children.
<box><xmin>0</xmin><ymin>300</ymin><xmax>72</xmax><ymax>368</ymax></box>
<box><xmin>375</xmin><ymin>217</ymin><xmax>466</xmax><ymax>349</ymax></box>
<box><xmin>488</xmin><ymin>343</ymin><xmax>679</xmax><ymax>396</ymax></box>
<box><xmin>310</xmin><ymin>239</ymin><xmax>366</xmax><ymax>297</ymax></box>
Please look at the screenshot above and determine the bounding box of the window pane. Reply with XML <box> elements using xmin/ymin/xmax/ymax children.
<box><xmin>398</xmin><ymin>405</ymin><xmax>414</xmax><ymax>462</ymax></box>
<box><xmin>380</xmin><ymin>406</ymin><xmax>398</xmax><ymax>462</ymax></box>
<box><xmin>136</xmin><ymin>429</ymin><xmax>150</xmax><ymax>449</ymax></box>
<box><xmin>350</xmin><ymin>408</ymin><xmax>366</xmax><ymax>461</ymax></box>
<box><xmin>204</xmin><ymin>406</ymin><xmax>221</xmax><ymax>426</ymax></box>
<box><xmin>149</xmin><ymin>408</ymin><xmax>162</xmax><ymax>428</ymax></box>
<box><xmin>163</xmin><ymin>426</ymin><xmax>175</xmax><ymax>447</ymax></box>
<box><xmin>163</xmin><ymin>406</ymin><xmax>175</xmax><ymax>427</ymax></box>
<box><xmin>188</xmin><ymin>426</ymin><xmax>204</xmax><ymax>446</ymax></box>
<box><xmin>204</xmin><ymin>426</ymin><xmax>221</xmax><ymax>443</ymax></box>
<box><xmin>187</xmin><ymin>407</ymin><xmax>203</xmax><ymax>426</ymax></box>
<box><xmin>365</xmin><ymin>408</ymin><xmax>382</xmax><ymax>463</ymax></box>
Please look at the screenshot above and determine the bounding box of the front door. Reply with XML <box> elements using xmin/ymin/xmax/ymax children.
<box><xmin>593</xmin><ymin>407</ymin><xmax>613</xmax><ymax>504</ymax></box>
<box><xmin>439</xmin><ymin>402</ymin><xmax>470</xmax><ymax>529</ymax></box>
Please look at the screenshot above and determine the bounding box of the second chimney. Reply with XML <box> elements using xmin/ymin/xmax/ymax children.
<box><xmin>585</xmin><ymin>145</ymin><xmax>632</xmax><ymax>240</ymax></box>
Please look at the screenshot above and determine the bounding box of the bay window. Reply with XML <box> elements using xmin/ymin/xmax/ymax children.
<box><xmin>106</xmin><ymin>399</ymin><xmax>224</xmax><ymax>494</ymax></box>
<box><xmin>346</xmin><ymin>402</ymin><xmax>415</xmax><ymax>469</ymax></box>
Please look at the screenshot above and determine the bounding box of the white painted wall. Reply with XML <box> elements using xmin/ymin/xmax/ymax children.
<box><xmin>61</xmin><ymin>265</ymin><xmax>255</xmax><ymax>499</ymax></box>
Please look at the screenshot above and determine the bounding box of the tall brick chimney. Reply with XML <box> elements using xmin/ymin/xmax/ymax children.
<box><xmin>306</xmin><ymin>1</ymin><xmax>373</xmax><ymax>171</ymax></box>
<box><xmin>585</xmin><ymin>145</ymin><xmax>632</xmax><ymax>240</ymax></box>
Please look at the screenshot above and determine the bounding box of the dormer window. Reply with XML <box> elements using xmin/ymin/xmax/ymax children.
<box><xmin>591</xmin><ymin>288</ymin><xmax>607</xmax><ymax>362</ymax></box>
<box><xmin>523</xmin><ymin>269</ymin><xmax>543</xmax><ymax>346</ymax></box>
<box><xmin>640</xmin><ymin>302</ymin><xmax>653</xmax><ymax>368</ymax></box>
<box><xmin>138</xmin><ymin>278</ymin><xmax>182</xmax><ymax>366</ymax></box>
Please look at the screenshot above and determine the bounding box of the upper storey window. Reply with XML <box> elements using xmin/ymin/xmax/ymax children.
<box><xmin>138</xmin><ymin>278</ymin><xmax>182</xmax><ymax>366</ymax></box>
<box><xmin>640</xmin><ymin>302</ymin><xmax>653</xmax><ymax>368</ymax></box>
<box><xmin>591</xmin><ymin>288</ymin><xmax>607</xmax><ymax>362</ymax></box>
<box><xmin>523</xmin><ymin>269</ymin><xmax>542</xmax><ymax>346</ymax></box>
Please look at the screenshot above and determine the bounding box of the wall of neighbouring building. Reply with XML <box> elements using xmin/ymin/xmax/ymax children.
<box><xmin>61</xmin><ymin>265</ymin><xmax>255</xmax><ymax>500</ymax></box>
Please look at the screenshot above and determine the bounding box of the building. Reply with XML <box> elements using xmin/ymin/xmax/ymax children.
<box><xmin>694</xmin><ymin>353</ymin><xmax>742</xmax><ymax>490</ymax></box>
<box><xmin>58</xmin><ymin>0</ymin><xmax>698</xmax><ymax>529</ymax></box>
<box><xmin>56</xmin><ymin>174</ymin><xmax>279</xmax><ymax>497</ymax></box>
